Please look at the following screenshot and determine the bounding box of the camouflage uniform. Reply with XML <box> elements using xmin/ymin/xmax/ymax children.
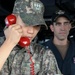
<box><xmin>0</xmin><ymin>37</ymin><xmax>62</xmax><ymax>75</ymax></box>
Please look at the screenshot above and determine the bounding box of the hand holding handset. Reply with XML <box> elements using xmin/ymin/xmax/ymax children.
<box><xmin>5</xmin><ymin>14</ymin><xmax>35</xmax><ymax>75</ymax></box>
<box><xmin>5</xmin><ymin>14</ymin><xmax>30</xmax><ymax>47</ymax></box>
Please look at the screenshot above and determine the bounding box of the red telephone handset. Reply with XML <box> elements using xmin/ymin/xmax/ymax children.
<box><xmin>5</xmin><ymin>14</ymin><xmax>30</xmax><ymax>47</ymax></box>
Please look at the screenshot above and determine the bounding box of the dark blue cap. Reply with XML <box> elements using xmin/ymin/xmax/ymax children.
<box><xmin>51</xmin><ymin>10</ymin><xmax>72</xmax><ymax>24</ymax></box>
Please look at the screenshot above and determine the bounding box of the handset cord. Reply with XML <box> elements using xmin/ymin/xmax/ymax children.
<box><xmin>27</xmin><ymin>49</ymin><xmax>35</xmax><ymax>75</ymax></box>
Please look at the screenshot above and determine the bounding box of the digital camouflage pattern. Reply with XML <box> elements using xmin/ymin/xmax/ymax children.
<box><xmin>0</xmin><ymin>37</ymin><xmax>62</xmax><ymax>75</ymax></box>
<box><xmin>13</xmin><ymin>0</ymin><xmax>48</xmax><ymax>29</ymax></box>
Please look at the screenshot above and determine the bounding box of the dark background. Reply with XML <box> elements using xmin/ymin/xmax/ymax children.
<box><xmin>0</xmin><ymin>0</ymin><xmax>75</xmax><ymax>40</ymax></box>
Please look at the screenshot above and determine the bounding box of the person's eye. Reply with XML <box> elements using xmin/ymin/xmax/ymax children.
<box><xmin>56</xmin><ymin>22</ymin><xmax>61</xmax><ymax>26</ymax></box>
<box><xmin>64</xmin><ymin>22</ymin><xmax>70</xmax><ymax>25</ymax></box>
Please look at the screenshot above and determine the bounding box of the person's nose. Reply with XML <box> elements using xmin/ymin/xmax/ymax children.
<box><xmin>27</xmin><ymin>26</ymin><xmax>34</xmax><ymax>34</ymax></box>
<box><xmin>61</xmin><ymin>24</ymin><xmax>65</xmax><ymax>30</ymax></box>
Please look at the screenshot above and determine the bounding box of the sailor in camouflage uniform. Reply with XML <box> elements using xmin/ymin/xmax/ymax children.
<box><xmin>0</xmin><ymin>0</ymin><xmax>62</xmax><ymax>75</ymax></box>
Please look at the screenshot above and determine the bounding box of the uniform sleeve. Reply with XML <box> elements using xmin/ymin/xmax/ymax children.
<box><xmin>41</xmin><ymin>49</ymin><xmax>62</xmax><ymax>75</ymax></box>
<box><xmin>0</xmin><ymin>59</ymin><xmax>9</xmax><ymax>75</ymax></box>
<box><xmin>0</xmin><ymin>47</ymin><xmax>18</xmax><ymax>75</ymax></box>
<box><xmin>0</xmin><ymin>37</ymin><xmax>9</xmax><ymax>74</ymax></box>
<box><xmin>0</xmin><ymin>37</ymin><xmax>5</xmax><ymax>46</ymax></box>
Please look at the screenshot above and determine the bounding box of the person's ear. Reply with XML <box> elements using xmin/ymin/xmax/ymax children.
<box><xmin>49</xmin><ymin>24</ymin><xmax>54</xmax><ymax>32</ymax></box>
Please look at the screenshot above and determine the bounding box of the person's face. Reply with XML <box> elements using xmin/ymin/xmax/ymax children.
<box><xmin>50</xmin><ymin>17</ymin><xmax>71</xmax><ymax>40</ymax></box>
<box><xmin>16</xmin><ymin>15</ymin><xmax>40</xmax><ymax>42</ymax></box>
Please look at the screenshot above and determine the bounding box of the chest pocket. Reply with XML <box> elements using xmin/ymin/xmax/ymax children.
<box><xmin>21</xmin><ymin>62</ymin><xmax>40</xmax><ymax>75</ymax></box>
